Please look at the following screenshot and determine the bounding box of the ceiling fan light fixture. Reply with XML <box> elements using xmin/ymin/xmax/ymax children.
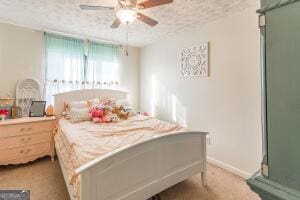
<box><xmin>116</xmin><ymin>9</ymin><xmax>137</xmax><ymax>24</ymax></box>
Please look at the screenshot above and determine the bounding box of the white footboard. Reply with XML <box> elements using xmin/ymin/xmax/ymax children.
<box><xmin>75</xmin><ymin>131</ymin><xmax>207</xmax><ymax>200</ymax></box>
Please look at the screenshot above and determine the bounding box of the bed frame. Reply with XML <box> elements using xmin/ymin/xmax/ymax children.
<box><xmin>54</xmin><ymin>89</ymin><xmax>207</xmax><ymax>200</ymax></box>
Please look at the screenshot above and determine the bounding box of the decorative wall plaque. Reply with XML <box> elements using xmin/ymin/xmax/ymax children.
<box><xmin>181</xmin><ymin>43</ymin><xmax>209</xmax><ymax>77</ymax></box>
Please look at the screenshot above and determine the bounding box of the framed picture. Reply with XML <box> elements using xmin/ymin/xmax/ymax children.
<box><xmin>29</xmin><ymin>101</ymin><xmax>46</xmax><ymax>117</ymax></box>
<box><xmin>181</xmin><ymin>43</ymin><xmax>209</xmax><ymax>77</ymax></box>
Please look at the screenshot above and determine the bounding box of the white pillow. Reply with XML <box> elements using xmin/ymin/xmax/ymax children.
<box><xmin>87</xmin><ymin>98</ymin><xmax>101</xmax><ymax>108</ymax></box>
<box><xmin>69</xmin><ymin>108</ymin><xmax>90</xmax><ymax>123</ymax></box>
<box><xmin>63</xmin><ymin>100</ymin><xmax>87</xmax><ymax>119</ymax></box>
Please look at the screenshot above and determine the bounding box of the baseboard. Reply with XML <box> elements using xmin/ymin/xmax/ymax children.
<box><xmin>207</xmin><ymin>157</ymin><xmax>251</xmax><ymax>179</ymax></box>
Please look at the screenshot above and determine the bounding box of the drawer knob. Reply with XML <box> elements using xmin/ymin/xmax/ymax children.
<box><xmin>25</xmin><ymin>149</ymin><xmax>31</xmax><ymax>154</ymax></box>
<box><xmin>27</xmin><ymin>127</ymin><xmax>32</xmax><ymax>131</ymax></box>
<box><xmin>21</xmin><ymin>137</ymin><xmax>32</xmax><ymax>143</ymax></box>
<box><xmin>19</xmin><ymin>149</ymin><xmax>31</xmax><ymax>155</ymax></box>
<box><xmin>20</xmin><ymin>128</ymin><xmax>25</xmax><ymax>132</ymax></box>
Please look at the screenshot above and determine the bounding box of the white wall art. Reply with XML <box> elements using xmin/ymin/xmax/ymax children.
<box><xmin>181</xmin><ymin>43</ymin><xmax>209</xmax><ymax>77</ymax></box>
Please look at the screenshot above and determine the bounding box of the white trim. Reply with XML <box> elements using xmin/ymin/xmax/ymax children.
<box><xmin>207</xmin><ymin>157</ymin><xmax>251</xmax><ymax>179</ymax></box>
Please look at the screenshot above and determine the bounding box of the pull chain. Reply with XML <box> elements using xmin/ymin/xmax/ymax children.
<box><xmin>126</xmin><ymin>22</ymin><xmax>129</xmax><ymax>56</ymax></box>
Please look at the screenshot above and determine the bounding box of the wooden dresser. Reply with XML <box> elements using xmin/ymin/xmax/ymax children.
<box><xmin>0</xmin><ymin>117</ymin><xmax>55</xmax><ymax>165</ymax></box>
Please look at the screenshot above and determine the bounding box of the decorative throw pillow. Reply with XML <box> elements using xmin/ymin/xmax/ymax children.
<box><xmin>69</xmin><ymin>108</ymin><xmax>90</xmax><ymax>123</ymax></box>
<box><xmin>64</xmin><ymin>98</ymin><xmax>100</xmax><ymax>118</ymax></box>
<box><xmin>87</xmin><ymin>98</ymin><xmax>100</xmax><ymax>108</ymax></box>
<box><xmin>101</xmin><ymin>97</ymin><xmax>117</xmax><ymax>107</ymax></box>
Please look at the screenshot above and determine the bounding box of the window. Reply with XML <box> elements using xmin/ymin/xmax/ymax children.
<box><xmin>86</xmin><ymin>41</ymin><xmax>120</xmax><ymax>88</ymax></box>
<box><xmin>44</xmin><ymin>33</ymin><xmax>120</xmax><ymax>104</ymax></box>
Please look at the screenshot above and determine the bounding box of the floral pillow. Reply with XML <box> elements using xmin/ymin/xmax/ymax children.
<box><xmin>87</xmin><ymin>98</ymin><xmax>101</xmax><ymax>108</ymax></box>
<box><xmin>101</xmin><ymin>97</ymin><xmax>117</xmax><ymax>107</ymax></box>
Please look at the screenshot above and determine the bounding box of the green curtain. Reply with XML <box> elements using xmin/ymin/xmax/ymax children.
<box><xmin>44</xmin><ymin>33</ymin><xmax>120</xmax><ymax>104</ymax></box>
<box><xmin>46</xmin><ymin>33</ymin><xmax>85</xmax><ymax>82</ymax></box>
<box><xmin>86</xmin><ymin>42</ymin><xmax>120</xmax><ymax>87</ymax></box>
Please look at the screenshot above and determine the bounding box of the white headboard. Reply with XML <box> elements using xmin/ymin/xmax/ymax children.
<box><xmin>53</xmin><ymin>89</ymin><xmax>128</xmax><ymax>116</ymax></box>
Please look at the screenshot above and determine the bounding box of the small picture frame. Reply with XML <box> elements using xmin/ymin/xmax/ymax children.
<box><xmin>12</xmin><ymin>106</ymin><xmax>22</xmax><ymax>119</ymax></box>
<box><xmin>29</xmin><ymin>101</ymin><xmax>46</xmax><ymax>117</ymax></box>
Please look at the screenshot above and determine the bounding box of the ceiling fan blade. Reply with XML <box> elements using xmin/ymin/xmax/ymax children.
<box><xmin>80</xmin><ymin>5</ymin><xmax>114</xmax><ymax>10</ymax></box>
<box><xmin>137</xmin><ymin>13</ymin><xmax>158</xmax><ymax>27</ymax></box>
<box><xmin>118</xmin><ymin>0</ymin><xmax>137</xmax><ymax>8</ymax></box>
<box><xmin>137</xmin><ymin>0</ymin><xmax>173</xmax><ymax>9</ymax></box>
<box><xmin>111</xmin><ymin>18</ymin><xmax>121</xmax><ymax>29</ymax></box>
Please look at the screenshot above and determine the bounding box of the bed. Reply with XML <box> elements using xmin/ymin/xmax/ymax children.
<box><xmin>54</xmin><ymin>89</ymin><xmax>207</xmax><ymax>200</ymax></box>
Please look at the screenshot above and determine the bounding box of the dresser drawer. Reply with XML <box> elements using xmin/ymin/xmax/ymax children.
<box><xmin>0</xmin><ymin>142</ymin><xmax>51</xmax><ymax>163</ymax></box>
<box><xmin>0</xmin><ymin>120</ymin><xmax>53</xmax><ymax>138</ymax></box>
<box><xmin>0</xmin><ymin>132</ymin><xmax>51</xmax><ymax>150</ymax></box>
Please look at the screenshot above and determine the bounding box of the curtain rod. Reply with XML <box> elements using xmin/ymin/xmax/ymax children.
<box><xmin>43</xmin><ymin>30</ymin><xmax>122</xmax><ymax>47</ymax></box>
<box><xmin>0</xmin><ymin>20</ymin><xmax>122</xmax><ymax>46</ymax></box>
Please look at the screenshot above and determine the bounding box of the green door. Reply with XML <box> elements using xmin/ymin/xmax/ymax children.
<box><xmin>266</xmin><ymin>1</ymin><xmax>300</xmax><ymax>190</ymax></box>
<box><xmin>262</xmin><ymin>0</ymin><xmax>282</xmax><ymax>7</ymax></box>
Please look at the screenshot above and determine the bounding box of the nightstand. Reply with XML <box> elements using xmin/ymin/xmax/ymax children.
<box><xmin>0</xmin><ymin>117</ymin><xmax>55</xmax><ymax>165</ymax></box>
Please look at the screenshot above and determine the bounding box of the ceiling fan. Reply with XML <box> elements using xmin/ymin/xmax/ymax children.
<box><xmin>80</xmin><ymin>0</ymin><xmax>174</xmax><ymax>28</ymax></box>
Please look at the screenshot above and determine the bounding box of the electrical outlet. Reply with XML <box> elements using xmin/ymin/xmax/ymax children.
<box><xmin>206</xmin><ymin>136</ymin><xmax>211</xmax><ymax>145</ymax></box>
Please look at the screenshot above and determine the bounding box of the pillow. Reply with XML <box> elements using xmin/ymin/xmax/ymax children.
<box><xmin>87</xmin><ymin>98</ymin><xmax>100</xmax><ymax>108</ymax></box>
<box><xmin>69</xmin><ymin>108</ymin><xmax>90</xmax><ymax>123</ymax></box>
<box><xmin>101</xmin><ymin>97</ymin><xmax>117</xmax><ymax>107</ymax></box>
<box><xmin>64</xmin><ymin>100</ymin><xmax>88</xmax><ymax>112</ymax></box>
<box><xmin>64</xmin><ymin>98</ymin><xmax>99</xmax><ymax>118</ymax></box>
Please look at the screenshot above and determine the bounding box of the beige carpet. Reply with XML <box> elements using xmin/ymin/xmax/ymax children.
<box><xmin>0</xmin><ymin>157</ymin><xmax>260</xmax><ymax>200</ymax></box>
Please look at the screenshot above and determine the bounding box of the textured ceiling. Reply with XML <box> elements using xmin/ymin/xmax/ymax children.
<box><xmin>0</xmin><ymin>0</ymin><xmax>257</xmax><ymax>46</ymax></box>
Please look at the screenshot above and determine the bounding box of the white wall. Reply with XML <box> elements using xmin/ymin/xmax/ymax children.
<box><xmin>0</xmin><ymin>23</ymin><xmax>45</xmax><ymax>97</ymax></box>
<box><xmin>0</xmin><ymin>22</ymin><xmax>140</xmax><ymax>110</ymax></box>
<box><xmin>140</xmin><ymin>8</ymin><xmax>262</xmax><ymax>176</ymax></box>
<box><xmin>120</xmin><ymin>46</ymin><xmax>140</xmax><ymax>111</ymax></box>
